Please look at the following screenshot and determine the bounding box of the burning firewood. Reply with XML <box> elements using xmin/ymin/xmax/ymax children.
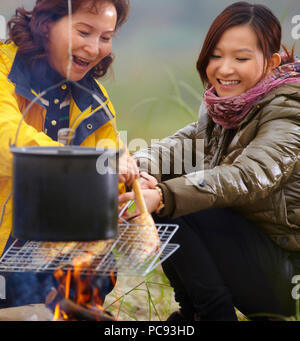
<box><xmin>46</xmin><ymin>289</ymin><xmax>117</xmax><ymax>321</ymax></box>
<box><xmin>58</xmin><ymin>299</ymin><xmax>116</xmax><ymax>321</ymax></box>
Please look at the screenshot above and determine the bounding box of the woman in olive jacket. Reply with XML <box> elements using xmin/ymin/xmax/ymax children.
<box><xmin>120</xmin><ymin>2</ymin><xmax>300</xmax><ymax>320</ymax></box>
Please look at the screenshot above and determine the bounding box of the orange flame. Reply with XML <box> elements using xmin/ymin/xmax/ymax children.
<box><xmin>65</xmin><ymin>269</ymin><xmax>71</xmax><ymax>300</ymax></box>
<box><xmin>110</xmin><ymin>269</ymin><xmax>116</xmax><ymax>286</ymax></box>
<box><xmin>52</xmin><ymin>252</ymin><xmax>106</xmax><ymax>320</ymax></box>
<box><xmin>53</xmin><ymin>304</ymin><xmax>60</xmax><ymax>321</ymax></box>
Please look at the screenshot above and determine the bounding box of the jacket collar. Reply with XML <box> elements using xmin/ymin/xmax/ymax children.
<box><xmin>8</xmin><ymin>52</ymin><xmax>115</xmax><ymax>145</ymax></box>
<box><xmin>8</xmin><ymin>52</ymin><xmax>109</xmax><ymax>113</ymax></box>
<box><xmin>8</xmin><ymin>53</ymin><xmax>46</xmax><ymax>106</ymax></box>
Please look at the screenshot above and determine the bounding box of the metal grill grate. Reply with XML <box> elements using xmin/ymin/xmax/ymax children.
<box><xmin>0</xmin><ymin>223</ymin><xmax>179</xmax><ymax>276</ymax></box>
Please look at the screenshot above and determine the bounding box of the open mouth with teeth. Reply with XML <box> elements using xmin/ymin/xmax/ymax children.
<box><xmin>72</xmin><ymin>56</ymin><xmax>90</xmax><ymax>67</ymax></box>
<box><xmin>217</xmin><ymin>79</ymin><xmax>241</xmax><ymax>86</ymax></box>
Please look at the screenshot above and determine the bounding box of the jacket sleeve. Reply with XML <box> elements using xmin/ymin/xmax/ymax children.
<box><xmin>137</xmin><ymin>99</ymin><xmax>300</xmax><ymax>218</ymax></box>
<box><xmin>134</xmin><ymin>121</ymin><xmax>200</xmax><ymax>183</ymax></box>
<box><xmin>0</xmin><ymin>54</ymin><xmax>61</xmax><ymax>178</ymax></box>
<box><xmin>134</xmin><ymin>102</ymin><xmax>208</xmax><ymax>182</ymax></box>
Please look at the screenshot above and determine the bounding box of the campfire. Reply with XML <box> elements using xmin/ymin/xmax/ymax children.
<box><xmin>0</xmin><ymin>223</ymin><xmax>180</xmax><ymax>321</ymax></box>
<box><xmin>46</xmin><ymin>254</ymin><xmax>117</xmax><ymax>321</ymax></box>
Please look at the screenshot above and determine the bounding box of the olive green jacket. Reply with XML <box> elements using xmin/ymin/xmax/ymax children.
<box><xmin>134</xmin><ymin>83</ymin><xmax>300</xmax><ymax>251</ymax></box>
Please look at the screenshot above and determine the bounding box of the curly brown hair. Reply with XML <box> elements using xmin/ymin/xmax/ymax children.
<box><xmin>7</xmin><ymin>0</ymin><xmax>130</xmax><ymax>79</ymax></box>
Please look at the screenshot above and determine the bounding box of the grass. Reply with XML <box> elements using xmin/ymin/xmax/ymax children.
<box><xmin>104</xmin><ymin>266</ymin><xmax>180</xmax><ymax>321</ymax></box>
<box><xmin>105</xmin><ymin>269</ymin><xmax>247</xmax><ymax>321</ymax></box>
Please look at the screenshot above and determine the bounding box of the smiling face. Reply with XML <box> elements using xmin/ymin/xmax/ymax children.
<box><xmin>48</xmin><ymin>1</ymin><xmax>117</xmax><ymax>81</ymax></box>
<box><xmin>206</xmin><ymin>25</ymin><xmax>267</xmax><ymax>97</ymax></box>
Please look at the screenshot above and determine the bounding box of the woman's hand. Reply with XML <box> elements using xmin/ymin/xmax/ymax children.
<box><xmin>118</xmin><ymin>154</ymin><xmax>139</xmax><ymax>186</ymax></box>
<box><xmin>139</xmin><ymin>171</ymin><xmax>158</xmax><ymax>189</ymax></box>
<box><xmin>119</xmin><ymin>188</ymin><xmax>161</xmax><ymax>215</ymax></box>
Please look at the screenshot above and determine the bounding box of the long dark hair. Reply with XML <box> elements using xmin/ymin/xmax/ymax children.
<box><xmin>7</xmin><ymin>0</ymin><xmax>130</xmax><ymax>78</ymax></box>
<box><xmin>197</xmin><ymin>1</ymin><xmax>294</xmax><ymax>85</ymax></box>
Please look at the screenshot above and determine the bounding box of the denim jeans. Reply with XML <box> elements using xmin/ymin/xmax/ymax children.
<box><xmin>154</xmin><ymin>208</ymin><xmax>299</xmax><ymax>321</ymax></box>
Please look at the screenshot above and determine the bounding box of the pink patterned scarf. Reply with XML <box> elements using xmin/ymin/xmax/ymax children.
<box><xmin>204</xmin><ymin>60</ymin><xmax>300</xmax><ymax>129</ymax></box>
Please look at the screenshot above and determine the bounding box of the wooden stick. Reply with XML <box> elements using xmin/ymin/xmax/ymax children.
<box><xmin>126</xmin><ymin>148</ymin><xmax>155</xmax><ymax>225</ymax></box>
<box><xmin>124</xmin><ymin>145</ymin><xmax>149</xmax><ymax>216</ymax></box>
<box><xmin>132</xmin><ymin>179</ymin><xmax>148</xmax><ymax>215</ymax></box>
<box><xmin>59</xmin><ymin>299</ymin><xmax>116</xmax><ymax>321</ymax></box>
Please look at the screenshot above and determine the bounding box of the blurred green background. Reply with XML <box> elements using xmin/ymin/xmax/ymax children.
<box><xmin>1</xmin><ymin>0</ymin><xmax>300</xmax><ymax>146</ymax></box>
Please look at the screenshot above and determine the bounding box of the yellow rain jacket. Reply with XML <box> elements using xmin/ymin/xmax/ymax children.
<box><xmin>0</xmin><ymin>42</ymin><xmax>122</xmax><ymax>255</ymax></box>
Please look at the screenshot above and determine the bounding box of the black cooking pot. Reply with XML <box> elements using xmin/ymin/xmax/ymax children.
<box><xmin>10</xmin><ymin>146</ymin><xmax>121</xmax><ymax>241</ymax></box>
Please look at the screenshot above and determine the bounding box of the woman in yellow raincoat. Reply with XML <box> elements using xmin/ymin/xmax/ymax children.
<box><xmin>0</xmin><ymin>0</ymin><xmax>138</xmax><ymax>308</ymax></box>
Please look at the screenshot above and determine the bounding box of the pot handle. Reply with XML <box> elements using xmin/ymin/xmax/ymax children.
<box><xmin>11</xmin><ymin>81</ymin><xmax>66</xmax><ymax>147</ymax></box>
